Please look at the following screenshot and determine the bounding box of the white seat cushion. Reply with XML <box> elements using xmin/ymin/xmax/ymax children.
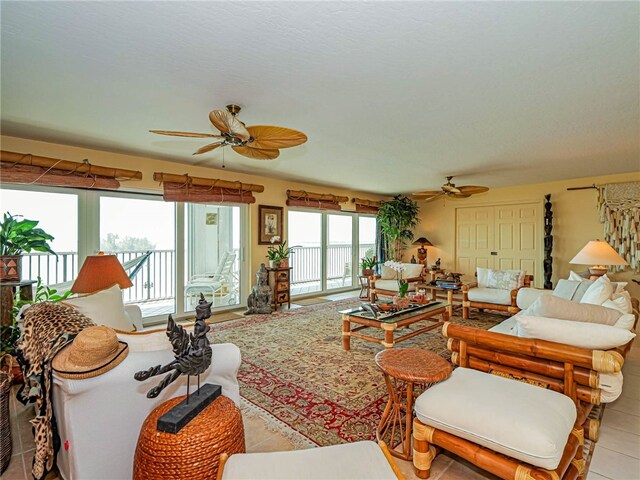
<box><xmin>414</xmin><ymin>368</ymin><xmax>577</xmax><ymax>470</ymax></box>
<box><xmin>488</xmin><ymin>316</ymin><xmax>519</xmax><ymax>335</ymax></box>
<box><xmin>467</xmin><ymin>287</ymin><xmax>512</xmax><ymax>305</ymax></box>
<box><xmin>221</xmin><ymin>441</ymin><xmax>397</xmax><ymax>480</ymax></box>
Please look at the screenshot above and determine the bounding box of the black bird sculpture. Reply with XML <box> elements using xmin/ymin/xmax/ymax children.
<box><xmin>135</xmin><ymin>293</ymin><xmax>213</xmax><ymax>398</ymax></box>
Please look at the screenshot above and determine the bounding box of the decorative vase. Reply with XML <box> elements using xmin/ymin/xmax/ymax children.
<box><xmin>279</xmin><ymin>258</ymin><xmax>289</xmax><ymax>268</ymax></box>
<box><xmin>393</xmin><ymin>296</ymin><xmax>411</xmax><ymax>309</ymax></box>
<box><xmin>268</xmin><ymin>260</ymin><xmax>277</xmax><ymax>269</ymax></box>
<box><xmin>0</xmin><ymin>256</ymin><xmax>20</xmax><ymax>283</ymax></box>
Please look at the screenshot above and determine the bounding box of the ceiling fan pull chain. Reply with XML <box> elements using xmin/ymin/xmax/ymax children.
<box><xmin>222</xmin><ymin>148</ymin><xmax>226</xmax><ymax>169</ymax></box>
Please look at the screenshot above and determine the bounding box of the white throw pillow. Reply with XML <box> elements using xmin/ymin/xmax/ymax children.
<box><xmin>568</xmin><ymin>271</ymin><xmax>587</xmax><ymax>281</ymax></box>
<box><xmin>380</xmin><ymin>264</ymin><xmax>396</xmax><ymax>280</ymax></box>
<box><xmin>64</xmin><ymin>284</ymin><xmax>134</xmax><ymax>332</ymax></box>
<box><xmin>580</xmin><ymin>275</ymin><xmax>613</xmax><ymax>306</ymax></box>
<box><xmin>602</xmin><ymin>291</ymin><xmax>633</xmax><ymax>315</ymax></box>
<box><xmin>570</xmin><ymin>271</ymin><xmax>627</xmax><ymax>294</ymax></box>
<box><xmin>516</xmin><ymin>316</ymin><xmax>636</xmax><ymax>350</ymax></box>
<box><xmin>477</xmin><ymin>267</ymin><xmax>490</xmax><ymax>288</ymax></box>
<box><xmin>402</xmin><ymin>264</ymin><xmax>424</xmax><ymax>279</ymax></box>
<box><xmin>486</xmin><ymin>270</ymin><xmax>521</xmax><ymax>290</ymax></box>
<box><xmin>528</xmin><ymin>294</ymin><xmax>621</xmax><ymax>326</ymax></box>
<box><xmin>613</xmin><ymin>313</ymin><xmax>636</xmax><ymax>331</ymax></box>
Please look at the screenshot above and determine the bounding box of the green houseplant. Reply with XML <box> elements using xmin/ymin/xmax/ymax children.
<box><xmin>266</xmin><ymin>236</ymin><xmax>298</xmax><ymax>268</ymax></box>
<box><xmin>360</xmin><ymin>254</ymin><xmax>378</xmax><ymax>276</ymax></box>
<box><xmin>0</xmin><ymin>212</ymin><xmax>56</xmax><ymax>282</ymax></box>
<box><xmin>377</xmin><ymin>195</ymin><xmax>420</xmax><ymax>261</ymax></box>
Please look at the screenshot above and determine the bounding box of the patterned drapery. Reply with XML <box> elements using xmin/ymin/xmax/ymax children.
<box><xmin>597</xmin><ymin>182</ymin><xmax>640</xmax><ymax>271</ymax></box>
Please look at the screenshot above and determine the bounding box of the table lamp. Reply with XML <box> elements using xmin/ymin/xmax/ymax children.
<box><xmin>412</xmin><ymin>237</ymin><xmax>433</xmax><ymax>266</ymax></box>
<box><xmin>569</xmin><ymin>240</ymin><xmax>628</xmax><ymax>279</ymax></box>
<box><xmin>71</xmin><ymin>252</ymin><xmax>133</xmax><ymax>294</ymax></box>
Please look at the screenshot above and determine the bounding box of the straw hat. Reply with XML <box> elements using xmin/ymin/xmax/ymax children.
<box><xmin>52</xmin><ymin>326</ymin><xmax>129</xmax><ymax>379</ymax></box>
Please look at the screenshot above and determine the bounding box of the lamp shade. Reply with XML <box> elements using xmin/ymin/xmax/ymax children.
<box><xmin>413</xmin><ymin>237</ymin><xmax>433</xmax><ymax>246</ymax></box>
<box><xmin>569</xmin><ymin>240</ymin><xmax>628</xmax><ymax>267</ymax></box>
<box><xmin>71</xmin><ymin>253</ymin><xmax>133</xmax><ymax>294</ymax></box>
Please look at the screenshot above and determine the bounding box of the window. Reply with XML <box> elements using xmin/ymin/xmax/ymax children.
<box><xmin>0</xmin><ymin>184</ymin><xmax>248</xmax><ymax>326</ymax></box>
<box><xmin>0</xmin><ymin>186</ymin><xmax>79</xmax><ymax>285</ymax></box>
<box><xmin>100</xmin><ymin>194</ymin><xmax>176</xmax><ymax>318</ymax></box>
<box><xmin>288</xmin><ymin>210</ymin><xmax>376</xmax><ymax>296</ymax></box>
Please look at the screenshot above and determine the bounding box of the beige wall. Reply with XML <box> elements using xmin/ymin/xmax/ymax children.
<box><xmin>415</xmin><ymin>172</ymin><xmax>640</xmax><ymax>298</ymax></box>
<box><xmin>0</xmin><ymin>135</ymin><xmax>385</xmax><ymax>291</ymax></box>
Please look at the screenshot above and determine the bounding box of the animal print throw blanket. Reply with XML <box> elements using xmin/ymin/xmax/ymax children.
<box><xmin>16</xmin><ymin>302</ymin><xmax>95</xmax><ymax>479</ymax></box>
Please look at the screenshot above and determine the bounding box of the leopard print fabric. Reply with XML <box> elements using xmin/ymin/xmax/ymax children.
<box><xmin>16</xmin><ymin>302</ymin><xmax>95</xmax><ymax>480</ymax></box>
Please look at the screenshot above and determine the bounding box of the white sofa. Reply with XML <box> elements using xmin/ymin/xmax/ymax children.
<box><xmin>52</xmin><ymin>305</ymin><xmax>242</xmax><ymax>480</ymax></box>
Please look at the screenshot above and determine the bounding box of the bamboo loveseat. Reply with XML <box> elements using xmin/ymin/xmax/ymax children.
<box><xmin>412</xmin><ymin>297</ymin><xmax>638</xmax><ymax>480</ymax></box>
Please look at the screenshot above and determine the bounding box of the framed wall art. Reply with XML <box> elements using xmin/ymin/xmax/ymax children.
<box><xmin>258</xmin><ymin>205</ymin><xmax>283</xmax><ymax>244</ymax></box>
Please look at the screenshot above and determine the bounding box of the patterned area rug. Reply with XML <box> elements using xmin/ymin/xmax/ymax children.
<box><xmin>212</xmin><ymin>298</ymin><xmax>504</xmax><ymax>446</ymax></box>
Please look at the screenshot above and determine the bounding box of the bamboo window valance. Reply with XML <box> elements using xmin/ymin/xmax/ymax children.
<box><xmin>597</xmin><ymin>181</ymin><xmax>640</xmax><ymax>271</ymax></box>
<box><xmin>0</xmin><ymin>150</ymin><xmax>142</xmax><ymax>189</ymax></box>
<box><xmin>154</xmin><ymin>172</ymin><xmax>264</xmax><ymax>204</ymax></box>
<box><xmin>351</xmin><ymin>198</ymin><xmax>381</xmax><ymax>214</ymax></box>
<box><xmin>286</xmin><ymin>190</ymin><xmax>348</xmax><ymax>211</ymax></box>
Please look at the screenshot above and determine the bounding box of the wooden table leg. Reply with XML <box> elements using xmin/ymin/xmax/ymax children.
<box><xmin>382</xmin><ymin>323</ymin><xmax>395</xmax><ymax>349</ymax></box>
<box><xmin>404</xmin><ymin>381</ymin><xmax>414</xmax><ymax>457</ymax></box>
<box><xmin>429</xmin><ymin>287</ymin><xmax>437</xmax><ymax>302</ymax></box>
<box><xmin>341</xmin><ymin>314</ymin><xmax>351</xmax><ymax>351</ymax></box>
<box><xmin>447</xmin><ymin>290</ymin><xmax>453</xmax><ymax>317</ymax></box>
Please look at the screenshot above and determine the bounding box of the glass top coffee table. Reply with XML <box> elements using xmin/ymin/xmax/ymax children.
<box><xmin>339</xmin><ymin>301</ymin><xmax>450</xmax><ymax>350</ymax></box>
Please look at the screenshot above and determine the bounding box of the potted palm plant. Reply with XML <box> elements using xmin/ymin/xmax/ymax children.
<box><xmin>0</xmin><ymin>212</ymin><xmax>56</xmax><ymax>283</ymax></box>
<box><xmin>377</xmin><ymin>195</ymin><xmax>420</xmax><ymax>261</ymax></box>
<box><xmin>360</xmin><ymin>255</ymin><xmax>378</xmax><ymax>277</ymax></box>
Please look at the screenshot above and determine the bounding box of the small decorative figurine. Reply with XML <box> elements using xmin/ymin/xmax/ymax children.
<box><xmin>410</xmin><ymin>255</ymin><xmax>417</xmax><ymax>264</ymax></box>
<box><xmin>244</xmin><ymin>264</ymin><xmax>273</xmax><ymax>315</ymax></box>
<box><xmin>135</xmin><ymin>293</ymin><xmax>213</xmax><ymax>399</ymax></box>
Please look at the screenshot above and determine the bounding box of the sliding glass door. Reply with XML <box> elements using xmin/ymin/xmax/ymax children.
<box><xmin>288</xmin><ymin>209</ymin><xmax>375</xmax><ymax>296</ymax></box>
<box><xmin>288</xmin><ymin>210</ymin><xmax>323</xmax><ymax>295</ymax></box>
<box><xmin>184</xmin><ymin>204</ymin><xmax>242</xmax><ymax>311</ymax></box>
<box><xmin>326</xmin><ymin>213</ymin><xmax>353</xmax><ymax>290</ymax></box>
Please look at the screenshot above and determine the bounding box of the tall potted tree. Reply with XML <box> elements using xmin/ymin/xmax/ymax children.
<box><xmin>0</xmin><ymin>212</ymin><xmax>56</xmax><ymax>282</ymax></box>
<box><xmin>377</xmin><ymin>195</ymin><xmax>420</xmax><ymax>261</ymax></box>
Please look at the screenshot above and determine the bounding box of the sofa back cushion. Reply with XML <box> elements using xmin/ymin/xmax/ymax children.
<box><xmin>403</xmin><ymin>263</ymin><xmax>424</xmax><ymax>279</ymax></box>
<box><xmin>516</xmin><ymin>315</ymin><xmax>635</xmax><ymax>350</ymax></box>
<box><xmin>477</xmin><ymin>267</ymin><xmax>525</xmax><ymax>289</ymax></box>
<box><xmin>527</xmin><ymin>294</ymin><xmax>621</xmax><ymax>326</ymax></box>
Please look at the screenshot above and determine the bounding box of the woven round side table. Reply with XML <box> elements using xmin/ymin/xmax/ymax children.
<box><xmin>375</xmin><ymin>348</ymin><xmax>452</xmax><ymax>460</ymax></box>
<box><xmin>133</xmin><ymin>395</ymin><xmax>245</xmax><ymax>479</ymax></box>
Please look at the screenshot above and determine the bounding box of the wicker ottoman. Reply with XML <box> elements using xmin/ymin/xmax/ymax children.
<box><xmin>133</xmin><ymin>394</ymin><xmax>245</xmax><ymax>479</ymax></box>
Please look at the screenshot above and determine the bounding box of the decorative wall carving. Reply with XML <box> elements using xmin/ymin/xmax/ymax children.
<box><xmin>543</xmin><ymin>194</ymin><xmax>553</xmax><ymax>289</ymax></box>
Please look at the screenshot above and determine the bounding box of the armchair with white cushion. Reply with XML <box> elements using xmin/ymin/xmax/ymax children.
<box><xmin>52</xmin><ymin>323</ymin><xmax>241</xmax><ymax>480</ymax></box>
<box><xmin>462</xmin><ymin>267</ymin><xmax>533</xmax><ymax>319</ymax></box>
<box><xmin>369</xmin><ymin>262</ymin><xmax>424</xmax><ymax>302</ymax></box>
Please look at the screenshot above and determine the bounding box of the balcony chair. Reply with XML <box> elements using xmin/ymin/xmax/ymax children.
<box><xmin>412</xmin><ymin>322</ymin><xmax>628</xmax><ymax>480</ymax></box>
<box><xmin>462</xmin><ymin>268</ymin><xmax>533</xmax><ymax>319</ymax></box>
<box><xmin>185</xmin><ymin>252</ymin><xmax>236</xmax><ymax>309</ymax></box>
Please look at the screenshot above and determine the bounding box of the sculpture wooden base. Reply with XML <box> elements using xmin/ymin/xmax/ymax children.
<box><xmin>157</xmin><ymin>383</ymin><xmax>221</xmax><ymax>433</ymax></box>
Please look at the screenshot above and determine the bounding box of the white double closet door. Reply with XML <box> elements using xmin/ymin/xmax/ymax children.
<box><xmin>456</xmin><ymin>202</ymin><xmax>542</xmax><ymax>287</ymax></box>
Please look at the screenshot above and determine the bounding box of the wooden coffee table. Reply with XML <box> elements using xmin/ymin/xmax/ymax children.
<box><xmin>416</xmin><ymin>282</ymin><xmax>470</xmax><ymax>317</ymax></box>
<box><xmin>340</xmin><ymin>302</ymin><xmax>449</xmax><ymax>350</ymax></box>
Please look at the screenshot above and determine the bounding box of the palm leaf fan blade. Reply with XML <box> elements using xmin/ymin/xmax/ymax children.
<box><xmin>246</xmin><ymin>126</ymin><xmax>308</xmax><ymax>149</ymax></box>
<box><xmin>209</xmin><ymin>110</ymin><xmax>250</xmax><ymax>141</ymax></box>
<box><xmin>457</xmin><ymin>186</ymin><xmax>490</xmax><ymax>194</ymax></box>
<box><xmin>193</xmin><ymin>142</ymin><xmax>224</xmax><ymax>155</ymax></box>
<box><xmin>412</xmin><ymin>191</ymin><xmax>443</xmax><ymax>199</ymax></box>
<box><xmin>149</xmin><ymin>130</ymin><xmax>224</xmax><ymax>138</ymax></box>
<box><xmin>232</xmin><ymin>146</ymin><xmax>280</xmax><ymax>160</ymax></box>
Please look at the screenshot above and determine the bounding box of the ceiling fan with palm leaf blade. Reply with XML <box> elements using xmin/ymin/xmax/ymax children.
<box><xmin>150</xmin><ymin>104</ymin><xmax>307</xmax><ymax>161</ymax></box>
<box><xmin>412</xmin><ymin>176</ymin><xmax>489</xmax><ymax>202</ymax></box>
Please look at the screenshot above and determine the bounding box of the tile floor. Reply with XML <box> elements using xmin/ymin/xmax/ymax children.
<box><xmin>3</xmin><ymin>293</ymin><xmax>639</xmax><ymax>480</ymax></box>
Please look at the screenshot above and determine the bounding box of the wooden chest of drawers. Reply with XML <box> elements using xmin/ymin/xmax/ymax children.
<box><xmin>267</xmin><ymin>267</ymin><xmax>292</xmax><ymax>310</ymax></box>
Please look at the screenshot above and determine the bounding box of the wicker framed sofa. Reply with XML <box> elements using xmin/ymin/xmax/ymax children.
<box><xmin>412</xmin><ymin>273</ymin><xmax>638</xmax><ymax>480</ymax></box>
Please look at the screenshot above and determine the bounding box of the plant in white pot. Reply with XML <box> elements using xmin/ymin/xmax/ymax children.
<box><xmin>0</xmin><ymin>212</ymin><xmax>56</xmax><ymax>283</ymax></box>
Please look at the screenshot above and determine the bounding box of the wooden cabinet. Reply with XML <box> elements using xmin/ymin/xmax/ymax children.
<box><xmin>267</xmin><ymin>267</ymin><xmax>292</xmax><ymax>310</ymax></box>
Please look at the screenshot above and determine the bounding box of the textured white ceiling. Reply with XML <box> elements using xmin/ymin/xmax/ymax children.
<box><xmin>1</xmin><ymin>1</ymin><xmax>638</xmax><ymax>194</ymax></box>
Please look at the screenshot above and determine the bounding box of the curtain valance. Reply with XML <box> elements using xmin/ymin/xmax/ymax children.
<box><xmin>153</xmin><ymin>172</ymin><xmax>263</xmax><ymax>204</ymax></box>
<box><xmin>0</xmin><ymin>150</ymin><xmax>141</xmax><ymax>189</ymax></box>
<box><xmin>597</xmin><ymin>181</ymin><xmax>640</xmax><ymax>271</ymax></box>
<box><xmin>351</xmin><ymin>198</ymin><xmax>380</xmax><ymax>214</ymax></box>
<box><xmin>286</xmin><ymin>190</ymin><xmax>348</xmax><ymax>211</ymax></box>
